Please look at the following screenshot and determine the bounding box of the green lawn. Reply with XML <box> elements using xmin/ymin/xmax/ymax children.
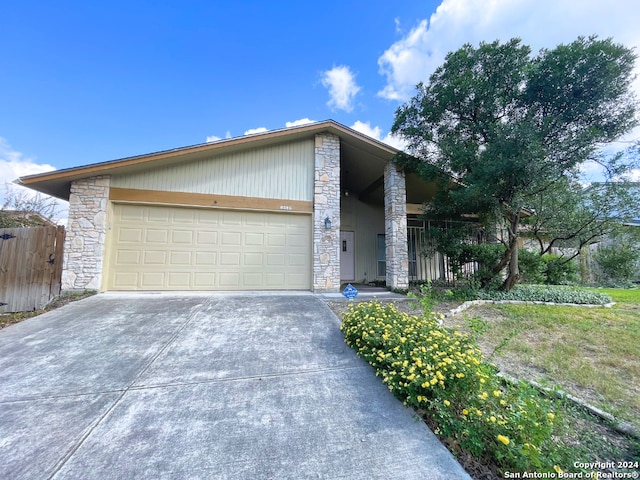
<box><xmin>596</xmin><ymin>287</ymin><xmax>640</xmax><ymax>304</ymax></box>
<box><xmin>463</xmin><ymin>288</ymin><xmax>640</xmax><ymax>430</ymax></box>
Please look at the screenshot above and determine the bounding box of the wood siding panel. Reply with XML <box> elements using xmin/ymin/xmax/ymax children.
<box><xmin>340</xmin><ymin>196</ymin><xmax>385</xmax><ymax>283</ymax></box>
<box><xmin>111</xmin><ymin>140</ymin><xmax>314</xmax><ymax>201</ymax></box>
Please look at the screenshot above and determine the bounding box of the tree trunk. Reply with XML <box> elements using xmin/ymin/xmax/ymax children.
<box><xmin>500</xmin><ymin>214</ymin><xmax>521</xmax><ymax>291</ymax></box>
<box><xmin>501</xmin><ymin>245</ymin><xmax>520</xmax><ymax>291</ymax></box>
<box><xmin>478</xmin><ymin>212</ymin><xmax>521</xmax><ymax>290</ymax></box>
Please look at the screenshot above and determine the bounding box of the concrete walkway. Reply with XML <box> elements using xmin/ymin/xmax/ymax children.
<box><xmin>0</xmin><ymin>293</ymin><xmax>470</xmax><ymax>479</ymax></box>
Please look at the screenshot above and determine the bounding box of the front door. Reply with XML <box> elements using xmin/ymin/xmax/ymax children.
<box><xmin>340</xmin><ymin>231</ymin><xmax>355</xmax><ymax>281</ymax></box>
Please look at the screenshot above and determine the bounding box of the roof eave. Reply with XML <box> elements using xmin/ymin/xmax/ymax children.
<box><xmin>18</xmin><ymin>120</ymin><xmax>400</xmax><ymax>201</ymax></box>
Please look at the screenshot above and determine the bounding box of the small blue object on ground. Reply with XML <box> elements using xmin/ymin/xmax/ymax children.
<box><xmin>342</xmin><ymin>283</ymin><xmax>358</xmax><ymax>299</ymax></box>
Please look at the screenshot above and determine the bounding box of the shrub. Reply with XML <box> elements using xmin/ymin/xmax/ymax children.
<box><xmin>409</xmin><ymin>280</ymin><xmax>480</xmax><ymax>302</ymax></box>
<box><xmin>341</xmin><ymin>301</ymin><xmax>564</xmax><ymax>473</ymax></box>
<box><xmin>466</xmin><ymin>243</ymin><xmax>507</xmax><ymax>285</ymax></box>
<box><xmin>518</xmin><ymin>249</ymin><xmax>546</xmax><ymax>284</ymax></box>
<box><xmin>518</xmin><ymin>251</ymin><xmax>578</xmax><ymax>285</ymax></box>
<box><xmin>542</xmin><ymin>254</ymin><xmax>578</xmax><ymax>285</ymax></box>
<box><xmin>594</xmin><ymin>243</ymin><xmax>640</xmax><ymax>286</ymax></box>
<box><xmin>476</xmin><ymin>284</ymin><xmax>611</xmax><ymax>305</ymax></box>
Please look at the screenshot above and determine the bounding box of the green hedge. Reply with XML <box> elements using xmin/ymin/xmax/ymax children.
<box><xmin>341</xmin><ymin>301</ymin><xmax>567</xmax><ymax>474</ymax></box>
<box><xmin>476</xmin><ymin>284</ymin><xmax>611</xmax><ymax>305</ymax></box>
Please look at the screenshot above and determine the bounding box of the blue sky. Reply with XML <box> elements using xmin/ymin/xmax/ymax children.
<box><xmin>2</xmin><ymin>0</ymin><xmax>640</xmax><ymax>216</ymax></box>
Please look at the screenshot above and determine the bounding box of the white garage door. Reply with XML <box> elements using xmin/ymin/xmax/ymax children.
<box><xmin>105</xmin><ymin>204</ymin><xmax>311</xmax><ymax>291</ymax></box>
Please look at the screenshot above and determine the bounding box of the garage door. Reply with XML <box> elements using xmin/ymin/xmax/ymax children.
<box><xmin>105</xmin><ymin>204</ymin><xmax>311</xmax><ymax>291</ymax></box>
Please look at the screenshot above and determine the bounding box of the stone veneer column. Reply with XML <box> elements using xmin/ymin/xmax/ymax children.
<box><xmin>313</xmin><ymin>133</ymin><xmax>341</xmax><ymax>292</ymax></box>
<box><xmin>62</xmin><ymin>175</ymin><xmax>111</xmax><ymax>291</ymax></box>
<box><xmin>384</xmin><ymin>162</ymin><xmax>409</xmax><ymax>290</ymax></box>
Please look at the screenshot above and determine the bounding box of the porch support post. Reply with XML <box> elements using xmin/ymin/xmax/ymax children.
<box><xmin>312</xmin><ymin>133</ymin><xmax>341</xmax><ymax>292</ymax></box>
<box><xmin>384</xmin><ymin>162</ymin><xmax>409</xmax><ymax>290</ymax></box>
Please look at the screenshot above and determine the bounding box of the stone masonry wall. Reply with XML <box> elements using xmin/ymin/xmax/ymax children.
<box><xmin>313</xmin><ymin>133</ymin><xmax>341</xmax><ymax>292</ymax></box>
<box><xmin>62</xmin><ymin>175</ymin><xmax>110</xmax><ymax>290</ymax></box>
<box><xmin>384</xmin><ymin>162</ymin><xmax>409</xmax><ymax>289</ymax></box>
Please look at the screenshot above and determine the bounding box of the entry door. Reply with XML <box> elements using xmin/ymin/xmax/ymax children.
<box><xmin>340</xmin><ymin>231</ymin><xmax>355</xmax><ymax>281</ymax></box>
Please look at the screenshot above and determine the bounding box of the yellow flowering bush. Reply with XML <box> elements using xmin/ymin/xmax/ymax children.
<box><xmin>341</xmin><ymin>300</ymin><xmax>560</xmax><ymax>473</ymax></box>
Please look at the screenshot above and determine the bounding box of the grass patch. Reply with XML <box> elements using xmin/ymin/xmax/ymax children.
<box><xmin>334</xmin><ymin>287</ymin><xmax>640</xmax><ymax>478</ymax></box>
<box><xmin>340</xmin><ymin>299</ymin><xmax>640</xmax><ymax>477</ymax></box>
<box><xmin>595</xmin><ymin>287</ymin><xmax>640</xmax><ymax>304</ymax></box>
<box><xmin>341</xmin><ymin>301</ymin><xmax>565</xmax><ymax>474</ymax></box>
<box><xmin>462</xmin><ymin>296</ymin><xmax>640</xmax><ymax>431</ymax></box>
<box><xmin>551</xmin><ymin>398</ymin><xmax>640</xmax><ymax>467</ymax></box>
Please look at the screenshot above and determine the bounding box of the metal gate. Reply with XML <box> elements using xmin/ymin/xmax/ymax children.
<box><xmin>407</xmin><ymin>219</ymin><xmax>486</xmax><ymax>284</ymax></box>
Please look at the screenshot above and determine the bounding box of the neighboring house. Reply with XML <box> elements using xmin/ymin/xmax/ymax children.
<box><xmin>620</xmin><ymin>184</ymin><xmax>640</xmax><ymax>229</ymax></box>
<box><xmin>577</xmin><ymin>181</ymin><xmax>640</xmax><ymax>253</ymax></box>
<box><xmin>18</xmin><ymin>120</ymin><xmax>443</xmax><ymax>293</ymax></box>
<box><xmin>0</xmin><ymin>210</ymin><xmax>57</xmax><ymax>228</ymax></box>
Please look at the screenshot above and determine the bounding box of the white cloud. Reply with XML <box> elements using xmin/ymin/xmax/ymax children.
<box><xmin>350</xmin><ymin>121</ymin><xmax>408</xmax><ymax>150</ymax></box>
<box><xmin>0</xmin><ymin>137</ymin><xmax>68</xmax><ymax>224</ymax></box>
<box><xmin>378</xmin><ymin>0</ymin><xmax>640</xmax><ymax>101</ymax></box>
<box><xmin>321</xmin><ymin>65</ymin><xmax>361</xmax><ymax>112</ymax></box>
<box><xmin>285</xmin><ymin>118</ymin><xmax>316</xmax><ymax>128</ymax></box>
<box><xmin>377</xmin><ymin>20</ymin><xmax>434</xmax><ymax>101</ymax></box>
<box><xmin>351</xmin><ymin>120</ymin><xmax>383</xmax><ymax>140</ymax></box>
<box><xmin>394</xmin><ymin>17</ymin><xmax>401</xmax><ymax>33</ymax></box>
<box><xmin>579</xmin><ymin>153</ymin><xmax>640</xmax><ymax>185</ymax></box>
<box><xmin>244</xmin><ymin>127</ymin><xmax>268</xmax><ymax>135</ymax></box>
<box><xmin>579</xmin><ymin>160</ymin><xmax>606</xmax><ymax>185</ymax></box>
<box><xmin>206</xmin><ymin>131</ymin><xmax>231</xmax><ymax>143</ymax></box>
<box><xmin>207</xmin><ymin>120</ymin><xmax>317</xmax><ymax>141</ymax></box>
<box><xmin>0</xmin><ymin>138</ymin><xmax>56</xmax><ymax>181</ymax></box>
<box><xmin>381</xmin><ymin>132</ymin><xmax>409</xmax><ymax>151</ymax></box>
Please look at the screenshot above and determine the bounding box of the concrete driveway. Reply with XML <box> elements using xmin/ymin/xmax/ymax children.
<box><xmin>0</xmin><ymin>293</ymin><xmax>470</xmax><ymax>479</ymax></box>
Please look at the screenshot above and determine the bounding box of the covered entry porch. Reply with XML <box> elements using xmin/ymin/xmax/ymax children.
<box><xmin>337</xmin><ymin>139</ymin><xmax>442</xmax><ymax>288</ymax></box>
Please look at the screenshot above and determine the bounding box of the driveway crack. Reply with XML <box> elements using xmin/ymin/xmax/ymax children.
<box><xmin>128</xmin><ymin>363</ymin><xmax>370</xmax><ymax>391</ymax></box>
<box><xmin>47</xmin><ymin>296</ymin><xmax>215</xmax><ymax>480</ymax></box>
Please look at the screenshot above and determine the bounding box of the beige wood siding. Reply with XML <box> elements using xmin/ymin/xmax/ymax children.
<box><xmin>340</xmin><ymin>196</ymin><xmax>385</xmax><ymax>283</ymax></box>
<box><xmin>105</xmin><ymin>204</ymin><xmax>311</xmax><ymax>291</ymax></box>
<box><xmin>111</xmin><ymin>139</ymin><xmax>314</xmax><ymax>201</ymax></box>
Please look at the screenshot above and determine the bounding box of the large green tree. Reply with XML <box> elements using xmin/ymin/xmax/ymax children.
<box><xmin>392</xmin><ymin>36</ymin><xmax>638</xmax><ymax>290</ymax></box>
<box><xmin>524</xmin><ymin>177</ymin><xmax>639</xmax><ymax>260</ymax></box>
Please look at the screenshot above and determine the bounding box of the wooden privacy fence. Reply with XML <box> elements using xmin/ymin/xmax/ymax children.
<box><xmin>0</xmin><ymin>226</ymin><xmax>65</xmax><ymax>313</ymax></box>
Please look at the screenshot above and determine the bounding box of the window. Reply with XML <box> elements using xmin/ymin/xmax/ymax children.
<box><xmin>407</xmin><ymin>227</ymin><xmax>418</xmax><ymax>279</ymax></box>
<box><xmin>377</xmin><ymin>234</ymin><xmax>386</xmax><ymax>277</ymax></box>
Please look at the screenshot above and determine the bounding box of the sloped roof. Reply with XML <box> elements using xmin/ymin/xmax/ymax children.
<box><xmin>0</xmin><ymin>210</ymin><xmax>57</xmax><ymax>227</ymax></box>
<box><xmin>17</xmin><ymin>120</ymin><xmax>399</xmax><ymax>201</ymax></box>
